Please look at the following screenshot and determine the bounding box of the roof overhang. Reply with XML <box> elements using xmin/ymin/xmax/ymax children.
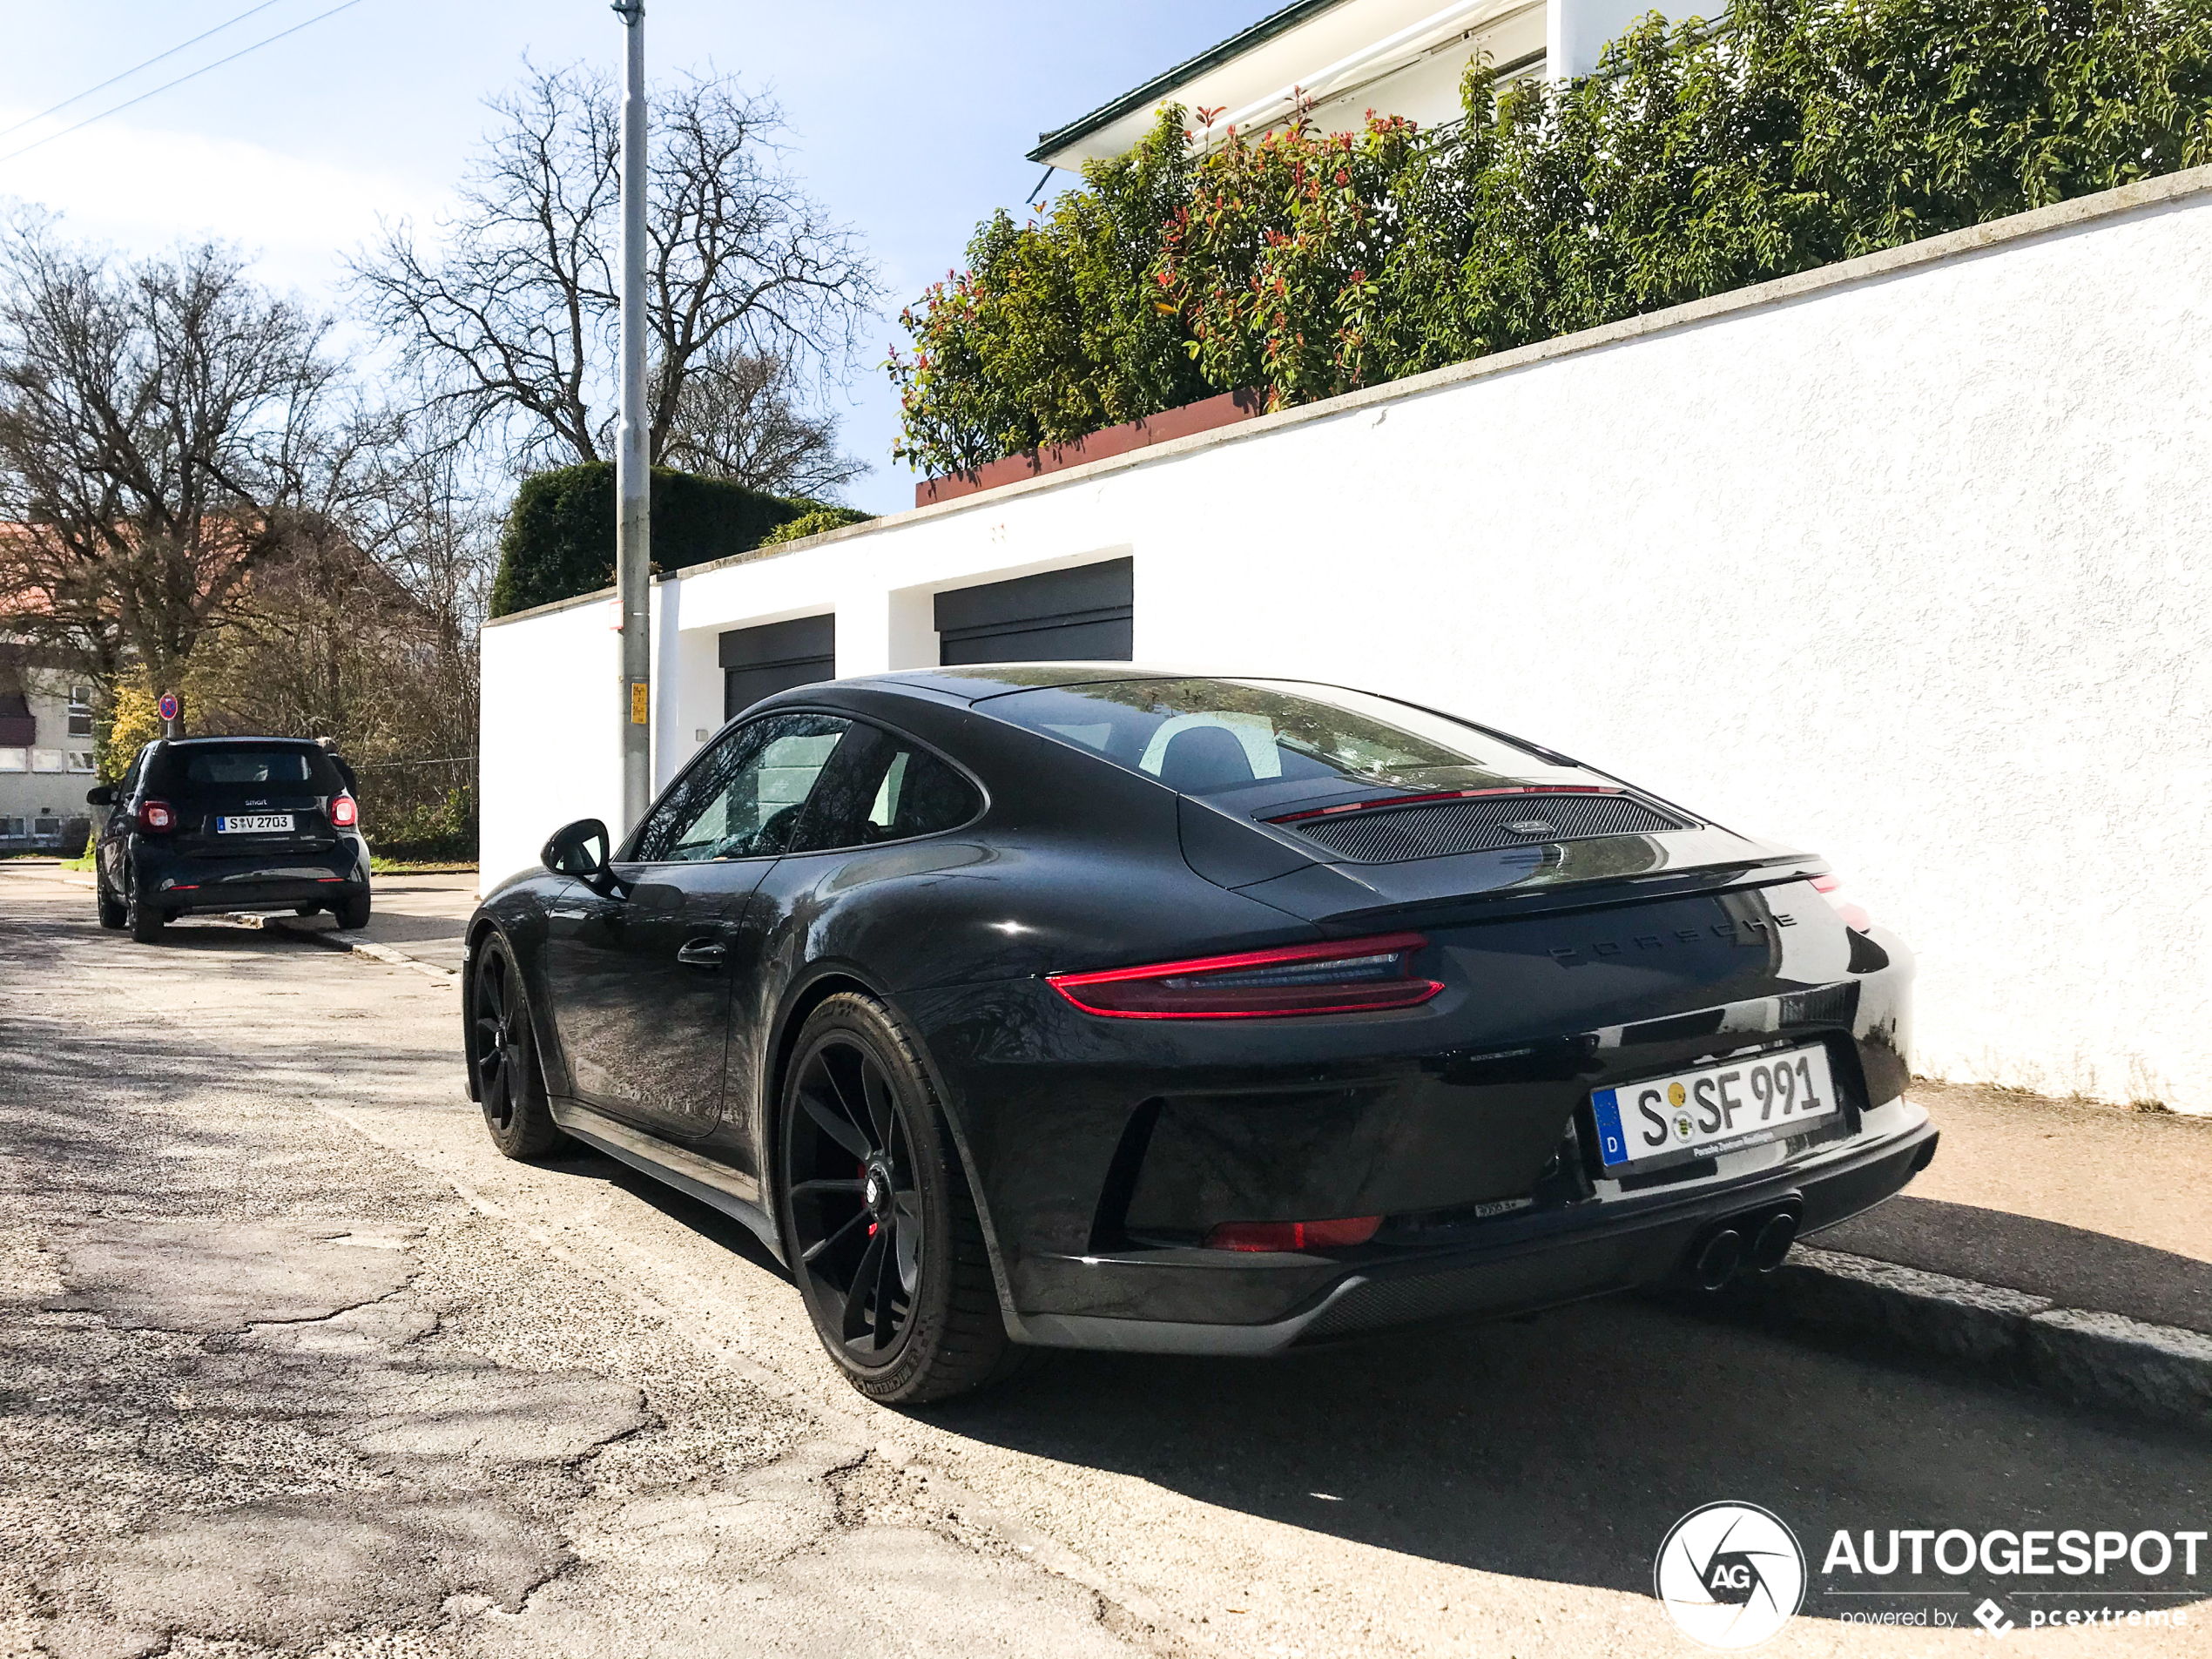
<box><xmin>1028</xmin><ymin>0</ymin><xmax>1539</xmax><ymax>170</ymax></box>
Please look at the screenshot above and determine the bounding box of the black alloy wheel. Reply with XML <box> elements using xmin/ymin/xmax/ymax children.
<box><xmin>787</xmin><ymin>1028</ymin><xmax>924</xmax><ymax>1358</ymax></box>
<box><xmin>472</xmin><ymin>934</ymin><xmax>563</xmax><ymax>1159</ymax></box>
<box><xmin>778</xmin><ymin>994</ymin><xmax>1025</xmax><ymax>1404</ymax></box>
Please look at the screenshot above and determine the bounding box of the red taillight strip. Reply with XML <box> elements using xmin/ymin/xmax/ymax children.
<box><xmin>1047</xmin><ymin>932</ymin><xmax>1441</xmax><ymax>1021</ymax></box>
<box><xmin>1267</xmin><ymin>785</ymin><xmax>1622</xmax><ymax>825</ymax></box>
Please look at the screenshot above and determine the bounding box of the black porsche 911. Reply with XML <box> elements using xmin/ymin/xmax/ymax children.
<box><xmin>465</xmin><ymin>667</ymin><xmax>1935</xmax><ymax>1403</ymax></box>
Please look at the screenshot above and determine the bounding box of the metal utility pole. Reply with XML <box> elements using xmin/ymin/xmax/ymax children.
<box><xmin>613</xmin><ymin>0</ymin><xmax>651</xmax><ymax>833</ymax></box>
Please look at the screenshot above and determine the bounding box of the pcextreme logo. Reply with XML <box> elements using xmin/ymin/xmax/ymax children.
<box><xmin>1655</xmin><ymin>1502</ymin><xmax>1808</xmax><ymax>1649</ymax></box>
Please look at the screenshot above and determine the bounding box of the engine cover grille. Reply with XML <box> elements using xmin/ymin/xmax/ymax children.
<box><xmin>1284</xmin><ymin>792</ymin><xmax>1693</xmax><ymax>864</ymax></box>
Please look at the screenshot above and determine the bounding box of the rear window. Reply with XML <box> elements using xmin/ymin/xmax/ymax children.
<box><xmin>152</xmin><ymin>745</ymin><xmax>335</xmax><ymax>791</ymax></box>
<box><xmin>979</xmin><ymin>678</ymin><xmax>1588</xmax><ymax>800</ymax></box>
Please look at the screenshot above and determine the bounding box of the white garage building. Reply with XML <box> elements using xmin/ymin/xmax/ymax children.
<box><xmin>482</xmin><ymin>166</ymin><xmax>2212</xmax><ymax>1113</ymax></box>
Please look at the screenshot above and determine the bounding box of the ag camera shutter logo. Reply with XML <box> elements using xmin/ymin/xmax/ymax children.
<box><xmin>1656</xmin><ymin>1502</ymin><xmax>1808</xmax><ymax>1649</ymax></box>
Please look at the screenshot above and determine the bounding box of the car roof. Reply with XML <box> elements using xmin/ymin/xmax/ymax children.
<box><xmin>159</xmin><ymin>736</ymin><xmax>323</xmax><ymax>745</ymax></box>
<box><xmin>813</xmin><ymin>664</ymin><xmax>1270</xmax><ymax>706</ymax></box>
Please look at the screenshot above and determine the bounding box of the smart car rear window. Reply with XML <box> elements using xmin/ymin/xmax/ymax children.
<box><xmin>152</xmin><ymin>745</ymin><xmax>335</xmax><ymax>790</ymax></box>
<box><xmin>979</xmin><ymin>678</ymin><xmax>1589</xmax><ymax>799</ymax></box>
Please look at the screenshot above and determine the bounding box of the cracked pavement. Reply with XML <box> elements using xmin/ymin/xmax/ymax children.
<box><xmin>2</xmin><ymin>862</ymin><xmax>2208</xmax><ymax>1657</ymax></box>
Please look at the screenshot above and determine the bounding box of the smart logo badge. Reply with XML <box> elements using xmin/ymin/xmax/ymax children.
<box><xmin>1656</xmin><ymin>1502</ymin><xmax>1808</xmax><ymax>1649</ymax></box>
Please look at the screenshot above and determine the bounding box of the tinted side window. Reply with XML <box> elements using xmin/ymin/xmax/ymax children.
<box><xmin>630</xmin><ymin>713</ymin><xmax>848</xmax><ymax>863</ymax></box>
<box><xmin>793</xmin><ymin>725</ymin><xmax>982</xmax><ymax>853</ymax></box>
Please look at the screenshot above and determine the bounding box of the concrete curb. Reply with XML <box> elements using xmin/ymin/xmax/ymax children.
<box><xmin>214</xmin><ymin>911</ymin><xmax>461</xmax><ymax>984</ymax></box>
<box><xmin>1708</xmin><ymin>1244</ymin><xmax>2212</xmax><ymax>1429</ymax></box>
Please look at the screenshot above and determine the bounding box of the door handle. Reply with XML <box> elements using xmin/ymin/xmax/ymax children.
<box><xmin>676</xmin><ymin>938</ymin><xmax>728</xmax><ymax>968</ymax></box>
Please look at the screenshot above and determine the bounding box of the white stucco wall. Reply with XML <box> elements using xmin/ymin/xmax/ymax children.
<box><xmin>479</xmin><ymin>593</ymin><xmax>624</xmax><ymax>890</ymax></box>
<box><xmin>482</xmin><ymin>167</ymin><xmax>2212</xmax><ymax>1112</ymax></box>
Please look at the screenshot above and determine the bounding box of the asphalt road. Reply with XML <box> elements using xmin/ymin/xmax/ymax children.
<box><xmin>3</xmin><ymin>863</ymin><xmax>2206</xmax><ymax>1658</ymax></box>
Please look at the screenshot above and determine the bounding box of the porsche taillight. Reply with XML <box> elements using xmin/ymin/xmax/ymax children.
<box><xmin>1046</xmin><ymin>933</ymin><xmax>1440</xmax><ymax>1020</ymax></box>
<box><xmin>138</xmin><ymin>799</ymin><xmax>175</xmax><ymax>833</ymax></box>
<box><xmin>329</xmin><ymin>793</ymin><xmax>359</xmax><ymax>828</ymax></box>
<box><xmin>1812</xmin><ymin>873</ymin><xmax>1871</xmax><ymax>933</ymax></box>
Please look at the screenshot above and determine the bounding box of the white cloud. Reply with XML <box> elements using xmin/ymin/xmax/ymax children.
<box><xmin>0</xmin><ymin>108</ymin><xmax>448</xmax><ymax>298</ymax></box>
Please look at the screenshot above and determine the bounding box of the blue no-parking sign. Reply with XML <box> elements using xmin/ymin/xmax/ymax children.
<box><xmin>157</xmin><ymin>692</ymin><xmax>179</xmax><ymax>723</ymax></box>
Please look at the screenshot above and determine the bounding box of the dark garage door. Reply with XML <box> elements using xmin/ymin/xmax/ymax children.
<box><xmin>723</xmin><ymin>615</ymin><xmax>835</xmax><ymax>719</ymax></box>
<box><xmin>934</xmin><ymin>558</ymin><xmax>1132</xmax><ymax>666</ymax></box>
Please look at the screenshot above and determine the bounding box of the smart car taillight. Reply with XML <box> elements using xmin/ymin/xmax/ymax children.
<box><xmin>1812</xmin><ymin>873</ymin><xmax>1871</xmax><ymax>933</ymax></box>
<box><xmin>138</xmin><ymin>799</ymin><xmax>175</xmax><ymax>833</ymax></box>
<box><xmin>1046</xmin><ymin>934</ymin><xmax>1440</xmax><ymax>1020</ymax></box>
<box><xmin>329</xmin><ymin>793</ymin><xmax>359</xmax><ymax>828</ymax></box>
<box><xmin>1205</xmin><ymin>1216</ymin><xmax>1382</xmax><ymax>1251</ymax></box>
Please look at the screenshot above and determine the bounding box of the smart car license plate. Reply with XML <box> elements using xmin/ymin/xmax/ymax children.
<box><xmin>217</xmin><ymin>813</ymin><xmax>293</xmax><ymax>834</ymax></box>
<box><xmin>1590</xmin><ymin>1045</ymin><xmax>1841</xmax><ymax>1172</ymax></box>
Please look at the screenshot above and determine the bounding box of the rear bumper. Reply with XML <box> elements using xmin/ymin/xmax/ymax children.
<box><xmin>1008</xmin><ymin>1104</ymin><xmax>1937</xmax><ymax>1355</ymax></box>
<box><xmin>140</xmin><ymin>843</ymin><xmax>368</xmax><ymax>914</ymax></box>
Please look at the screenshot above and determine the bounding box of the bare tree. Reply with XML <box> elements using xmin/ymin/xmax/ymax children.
<box><xmin>660</xmin><ymin>346</ymin><xmax>864</xmax><ymax>495</ymax></box>
<box><xmin>0</xmin><ymin>213</ymin><xmax>364</xmax><ymax>704</ymax></box>
<box><xmin>350</xmin><ymin>62</ymin><xmax>879</xmax><ymax>491</ymax></box>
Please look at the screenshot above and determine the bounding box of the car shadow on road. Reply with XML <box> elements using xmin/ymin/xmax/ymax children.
<box><xmin>543</xmin><ymin>1159</ymin><xmax>2212</xmax><ymax>1621</ymax></box>
<box><xmin>927</xmin><ymin>1299</ymin><xmax>2211</xmax><ymax>1618</ymax></box>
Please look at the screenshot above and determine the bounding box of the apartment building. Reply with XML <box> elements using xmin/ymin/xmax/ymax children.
<box><xmin>0</xmin><ymin>646</ymin><xmax>96</xmax><ymax>853</ymax></box>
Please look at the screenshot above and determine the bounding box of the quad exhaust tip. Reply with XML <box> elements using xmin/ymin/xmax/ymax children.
<box><xmin>1692</xmin><ymin>1229</ymin><xmax>1745</xmax><ymax>1291</ymax></box>
<box><xmin>1748</xmin><ymin>1209</ymin><xmax>1798</xmax><ymax>1272</ymax></box>
<box><xmin>1688</xmin><ymin>1199</ymin><xmax>1803</xmax><ymax>1290</ymax></box>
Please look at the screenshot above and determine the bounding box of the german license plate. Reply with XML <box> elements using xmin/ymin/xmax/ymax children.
<box><xmin>1591</xmin><ymin>1045</ymin><xmax>1841</xmax><ymax>1172</ymax></box>
<box><xmin>216</xmin><ymin>813</ymin><xmax>293</xmax><ymax>834</ymax></box>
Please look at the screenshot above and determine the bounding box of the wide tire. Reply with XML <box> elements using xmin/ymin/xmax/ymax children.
<box><xmin>96</xmin><ymin>869</ymin><xmax>126</xmax><ymax>930</ymax></box>
<box><xmin>333</xmin><ymin>891</ymin><xmax>371</xmax><ymax>930</ymax></box>
<box><xmin>777</xmin><ymin>993</ymin><xmax>1024</xmax><ymax>1405</ymax></box>
<box><xmin>471</xmin><ymin>932</ymin><xmax>566</xmax><ymax>1160</ymax></box>
<box><xmin>125</xmin><ymin>874</ymin><xmax>165</xmax><ymax>944</ymax></box>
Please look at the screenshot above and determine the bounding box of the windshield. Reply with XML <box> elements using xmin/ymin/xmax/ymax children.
<box><xmin>978</xmin><ymin>678</ymin><xmax>1590</xmax><ymax>799</ymax></box>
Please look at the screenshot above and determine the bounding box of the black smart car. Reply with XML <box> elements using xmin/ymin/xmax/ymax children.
<box><xmin>464</xmin><ymin>669</ymin><xmax>1935</xmax><ymax>1404</ymax></box>
<box><xmin>88</xmin><ymin>737</ymin><xmax>371</xmax><ymax>942</ymax></box>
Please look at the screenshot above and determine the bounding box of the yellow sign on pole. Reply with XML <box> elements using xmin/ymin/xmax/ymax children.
<box><xmin>630</xmin><ymin>682</ymin><xmax>649</xmax><ymax>725</ymax></box>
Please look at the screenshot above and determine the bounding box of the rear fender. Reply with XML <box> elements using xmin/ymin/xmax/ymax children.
<box><xmin>766</xmin><ymin>963</ymin><xmax>1025</xmax><ymax>1334</ymax></box>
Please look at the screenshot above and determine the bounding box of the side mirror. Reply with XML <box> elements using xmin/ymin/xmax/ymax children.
<box><xmin>542</xmin><ymin>818</ymin><xmax>612</xmax><ymax>881</ymax></box>
<box><xmin>85</xmin><ymin>785</ymin><xmax>116</xmax><ymax>807</ymax></box>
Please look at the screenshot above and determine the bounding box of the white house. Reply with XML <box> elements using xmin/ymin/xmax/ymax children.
<box><xmin>0</xmin><ymin>646</ymin><xmax>97</xmax><ymax>853</ymax></box>
<box><xmin>1028</xmin><ymin>0</ymin><xmax>1676</xmax><ymax>177</ymax></box>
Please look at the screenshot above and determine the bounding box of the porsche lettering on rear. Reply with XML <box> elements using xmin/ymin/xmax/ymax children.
<box><xmin>1548</xmin><ymin>912</ymin><xmax>1797</xmax><ymax>965</ymax></box>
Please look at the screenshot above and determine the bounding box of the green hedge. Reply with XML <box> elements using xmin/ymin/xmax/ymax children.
<box><xmin>757</xmin><ymin>505</ymin><xmax>876</xmax><ymax>548</ymax></box>
<box><xmin>889</xmin><ymin>0</ymin><xmax>2212</xmax><ymax>475</ymax></box>
<box><xmin>489</xmin><ymin>464</ymin><xmax>821</xmax><ymax>618</ymax></box>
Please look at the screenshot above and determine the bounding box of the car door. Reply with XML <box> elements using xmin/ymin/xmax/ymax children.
<box><xmin>99</xmin><ymin>746</ymin><xmax>149</xmax><ymax>891</ymax></box>
<box><xmin>723</xmin><ymin>720</ymin><xmax>987</xmax><ymax>1161</ymax></box>
<box><xmin>540</xmin><ymin>711</ymin><xmax>851</xmax><ymax>1140</ymax></box>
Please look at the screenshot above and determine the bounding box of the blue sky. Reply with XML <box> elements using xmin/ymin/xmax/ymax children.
<box><xmin>0</xmin><ymin>0</ymin><xmax>1278</xmax><ymax>514</ymax></box>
